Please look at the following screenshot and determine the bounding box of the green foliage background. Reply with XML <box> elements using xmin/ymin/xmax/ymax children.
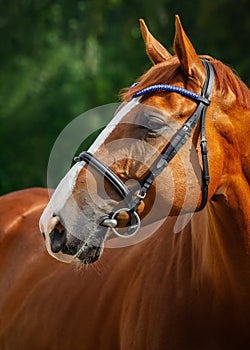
<box><xmin>0</xmin><ymin>0</ymin><xmax>249</xmax><ymax>194</ymax></box>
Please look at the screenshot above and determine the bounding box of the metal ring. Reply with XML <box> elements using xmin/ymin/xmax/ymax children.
<box><xmin>110</xmin><ymin>208</ymin><xmax>141</xmax><ymax>238</ymax></box>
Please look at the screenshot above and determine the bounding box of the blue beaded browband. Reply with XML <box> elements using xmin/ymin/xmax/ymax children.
<box><xmin>132</xmin><ymin>83</ymin><xmax>210</xmax><ymax>105</ymax></box>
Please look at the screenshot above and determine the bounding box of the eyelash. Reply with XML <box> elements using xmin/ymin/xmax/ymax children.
<box><xmin>144</xmin><ymin>115</ymin><xmax>166</xmax><ymax>134</ymax></box>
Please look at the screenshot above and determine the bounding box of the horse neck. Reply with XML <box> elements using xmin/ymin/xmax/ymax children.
<box><xmin>194</xmin><ymin>198</ymin><xmax>250</xmax><ymax>279</ymax></box>
<box><xmin>190</xmin><ymin>103</ymin><xmax>250</xmax><ymax>304</ymax></box>
<box><xmin>213</xmin><ymin>104</ymin><xmax>250</xmax><ymax>247</ymax></box>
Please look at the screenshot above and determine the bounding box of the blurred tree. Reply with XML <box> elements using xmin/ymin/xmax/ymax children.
<box><xmin>0</xmin><ymin>0</ymin><xmax>249</xmax><ymax>194</ymax></box>
<box><xmin>195</xmin><ymin>0</ymin><xmax>250</xmax><ymax>81</ymax></box>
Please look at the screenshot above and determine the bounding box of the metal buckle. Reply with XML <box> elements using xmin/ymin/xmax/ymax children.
<box><xmin>110</xmin><ymin>208</ymin><xmax>141</xmax><ymax>238</ymax></box>
<box><xmin>136</xmin><ymin>190</ymin><xmax>147</xmax><ymax>199</ymax></box>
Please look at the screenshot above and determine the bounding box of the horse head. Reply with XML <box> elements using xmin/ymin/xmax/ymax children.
<box><xmin>39</xmin><ymin>16</ymin><xmax>250</xmax><ymax>264</ymax></box>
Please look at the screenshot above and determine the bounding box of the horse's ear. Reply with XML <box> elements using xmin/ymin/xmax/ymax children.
<box><xmin>174</xmin><ymin>15</ymin><xmax>205</xmax><ymax>83</ymax></box>
<box><xmin>140</xmin><ymin>19</ymin><xmax>172</xmax><ymax>64</ymax></box>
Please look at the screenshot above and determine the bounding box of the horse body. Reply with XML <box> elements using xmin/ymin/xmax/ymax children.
<box><xmin>1</xmin><ymin>190</ymin><xmax>250</xmax><ymax>349</ymax></box>
<box><xmin>1</xmin><ymin>16</ymin><xmax>250</xmax><ymax>349</ymax></box>
<box><xmin>0</xmin><ymin>189</ymin><xmax>175</xmax><ymax>350</ymax></box>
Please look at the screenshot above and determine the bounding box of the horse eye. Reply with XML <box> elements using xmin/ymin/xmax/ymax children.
<box><xmin>145</xmin><ymin>115</ymin><xmax>165</xmax><ymax>132</ymax></box>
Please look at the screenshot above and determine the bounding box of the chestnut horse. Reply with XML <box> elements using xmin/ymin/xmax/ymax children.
<box><xmin>1</xmin><ymin>16</ymin><xmax>250</xmax><ymax>349</ymax></box>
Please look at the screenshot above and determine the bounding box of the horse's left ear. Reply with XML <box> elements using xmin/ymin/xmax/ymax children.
<box><xmin>140</xmin><ymin>19</ymin><xmax>172</xmax><ymax>64</ymax></box>
<box><xmin>174</xmin><ymin>15</ymin><xmax>206</xmax><ymax>83</ymax></box>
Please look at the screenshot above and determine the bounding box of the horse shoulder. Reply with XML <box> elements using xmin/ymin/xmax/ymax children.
<box><xmin>0</xmin><ymin>188</ymin><xmax>55</xmax><ymax>337</ymax></box>
<box><xmin>0</xmin><ymin>187</ymin><xmax>49</xmax><ymax>237</ymax></box>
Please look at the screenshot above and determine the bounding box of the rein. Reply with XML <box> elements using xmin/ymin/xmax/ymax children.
<box><xmin>74</xmin><ymin>60</ymin><xmax>214</xmax><ymax>238</ymax></box>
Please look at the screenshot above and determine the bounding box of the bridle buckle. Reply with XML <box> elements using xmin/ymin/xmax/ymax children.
<box><xmin>136</xmin><ymin>190</ymin><xmax>147</xmax><ymax>199</ymax></box>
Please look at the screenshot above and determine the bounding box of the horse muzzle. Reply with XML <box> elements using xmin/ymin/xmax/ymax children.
<box><xmin>43</xmin><ymin>215</ymin><xmax>106</xmax><ymax>264</ymax></box>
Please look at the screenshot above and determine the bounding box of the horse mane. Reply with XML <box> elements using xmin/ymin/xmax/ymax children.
<box><xmin>121</xmin><ymin>56</ymin><xmax>250</xmax><ymax>109</ymax></box>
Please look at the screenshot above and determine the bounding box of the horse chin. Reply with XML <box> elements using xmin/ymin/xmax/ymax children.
<box><xmin>76</xmin><ymin>244</ymin><xmax>104</xmax><ymax>264</ymax></box>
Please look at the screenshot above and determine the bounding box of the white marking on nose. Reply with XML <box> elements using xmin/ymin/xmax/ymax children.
<box><xmin>39</xmin><ymin>162</ymin><xmax>84</xmax><ymax>234</ymax></box>
<box><xmin>40</xmin><ymin>99</ymin><xmax>139</xmax><ymax>235</ymax></box>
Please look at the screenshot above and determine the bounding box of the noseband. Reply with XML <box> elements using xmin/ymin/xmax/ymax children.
<box><xmin>74</xmin><ymin>60</ymin><xmax>214</xmax><ymax>237</ymax></box>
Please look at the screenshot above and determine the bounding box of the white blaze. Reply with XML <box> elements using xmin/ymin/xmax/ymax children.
<box><xmin>39</xmin><ymin>99</ymin><xmax>139</xmax><ymax>234</ymax></box>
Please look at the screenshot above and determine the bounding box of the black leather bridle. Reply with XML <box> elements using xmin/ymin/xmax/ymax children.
<box><xmin>74</xmin><ymin>60</ymin><xmax>214</xmax><ymax>237</ymax></box>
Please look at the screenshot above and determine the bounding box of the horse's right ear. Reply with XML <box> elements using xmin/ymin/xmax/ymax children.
<box><xmin>139</xmin><ymin>19</ymin><xmax>172</xmax><ymax>64</ymax></box>
<box><xmin>174</xmin><ymin>15</ymin><xmax>206</xmax><ymax>83</ymax></box>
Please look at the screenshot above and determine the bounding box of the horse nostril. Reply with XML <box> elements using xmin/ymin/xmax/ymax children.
<box><xmin>42</xmin><ymin>232</ymin><xmax>46</xmax><ymax>240</ymax></box>
<box><xmin>49</xmin><ymin>228</ymin><xmax>67</xmax><ymax>253</ymax></box>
